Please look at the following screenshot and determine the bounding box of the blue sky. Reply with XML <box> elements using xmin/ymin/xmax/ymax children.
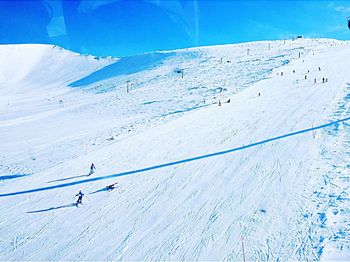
<box><xmin>0</xmin><ymin>0</ymin><xmax>349</xmax><ymax>57</ymax></box>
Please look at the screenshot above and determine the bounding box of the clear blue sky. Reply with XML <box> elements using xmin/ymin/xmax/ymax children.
<box><xmin>0</xmin><ymin>0</ymin><xmax>349</xmax><ymax>57</ymax></box>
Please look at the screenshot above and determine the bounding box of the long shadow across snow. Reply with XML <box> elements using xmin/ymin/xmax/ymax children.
<box><xmin>0</xmin><ymin>174</ymin><xmax>30</xmax><ymax>180</ymax></box>
<box><xmin>48</xmin><ymin>174</ymin><xmax>90</xmax><ymax>183</ymax></box>
<box><xmin>1</xmin><ymin>116</ymin><xmax>349</xmax><ymax>198</ymax></box>
<box><xmin>69</xmin><ymin>52</ymin><xmax>174</xmax><ymax>87</ymax></box>
<box><xmin>27</xmin><ymin>203</ymin><xmax>76</xmax><ymax>213</ymax></box>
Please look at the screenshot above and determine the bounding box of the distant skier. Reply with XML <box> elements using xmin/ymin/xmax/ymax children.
<box><xmin>106</xmin><ymin>182</ymin><xmax>118</xmax><ymax>191</ymax></box>
<box><xmin>89</xmin><ymin>163</ymin><xmax>96</xmax><ymax>175</ymax></box>
<box><xmin>75</xmin><ymin>190</ymin><xmax>84</xmax><ymax>206</ymax></box>
<box><xmin>218</xmin><ymin>100</ymin><xmax>221</xmax><ymax>106</ymax></box>
<box><xmin>318</xmin><ymin>67</ymin><xmax>321</xmax><ymax>71</ymax></box>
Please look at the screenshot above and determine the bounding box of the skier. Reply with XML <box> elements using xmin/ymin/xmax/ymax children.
<box><xmin>218</xmin><ymin>100</ymin><xmax>221</xmax><ymax>106</ymax></box>
<box><xmin>106</xmin><ymin>182</ymin><xmax>118</xmax><ymax>191</ymax></box>
<box><xmin>75</xmin><ymin>190</ymin><xmax>84</xmax><ymax>206</ymax></box>
<box><xmin>89</xmin><ymin>163</ymin><xmax>96</xmax><ymax>175</ymax></box>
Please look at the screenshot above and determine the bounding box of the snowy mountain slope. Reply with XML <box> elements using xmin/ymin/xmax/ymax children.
<box><xmin>0</xmin><ymin>44</ymin><xmax>115</xmax><ymax>129</ymax></box>
<box><xmin>0</xmin><ymin>39</ymin><xmax>329</xmax><ymax>177</ymax></box>
<box><xmin>0</xmin><ymin>39</ymin><xmax>350</xmax><ymax>260</ymax></box>
<box><xmin>0</xmin><ymin>44</ymin><xmax>114</xmax><ymax>88</ymax></box>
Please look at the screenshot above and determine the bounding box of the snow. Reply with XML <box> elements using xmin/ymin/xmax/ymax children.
<box><xmin>0</xmin><ymin>39</ymin><xmax>350</xmax><ymax>260</ymax></box>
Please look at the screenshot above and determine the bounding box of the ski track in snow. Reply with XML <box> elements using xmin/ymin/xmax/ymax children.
<box><xmin>1</xmin><ymin>39</ymin><xmax>350</xmax><ymax>260</ymax></box>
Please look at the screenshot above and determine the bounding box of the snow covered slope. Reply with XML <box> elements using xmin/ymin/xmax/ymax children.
<box><xmin>0</xmin><ymin>39</ymin><xmax>350</xmax><ymax>260</ymax></box>
<box><xmin>0</xmin><ymin>44</ymin><xmax>114</xmax><ymax>88</ymax></box>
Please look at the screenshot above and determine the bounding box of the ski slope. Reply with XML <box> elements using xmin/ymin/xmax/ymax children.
<box><xmin>0</xmin><ymin>39</ymin><xmax>350</xmax><ymax>260</ymax></box>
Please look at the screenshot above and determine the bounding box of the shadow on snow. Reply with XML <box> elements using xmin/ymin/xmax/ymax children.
<box><xmin>90</xmin><ymin>186</ymin><xmax>119</xmax><ymax>195</ymax></box>
<box><xmin>69</xmin><ymin>52</ymin><xmax>174</xmax><ymax>88</ymax></box>
<box><xmin>1</xmin><ymin>117</ymin><xmax>349</xmax><ymax>198</ymax></box>
<box><xmin>0</xmin><ymin>174</ymin><xmax>30</xmax><ymax>180</ymax></box>
<box><xmin>27</xmin><ymin>203</ymin><xmax>76</xmax><ymax>213</ymax></box>
<box><xmin>47</xmin><ymin>174</ymin><xmax>91</xmax><ymax>183</ymax></box>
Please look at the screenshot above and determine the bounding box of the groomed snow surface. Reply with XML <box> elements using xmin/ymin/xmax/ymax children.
<box><xmin>0</xmin><ymin>39</ymin><xmax>350</xmax><ymax>260</ymax></box>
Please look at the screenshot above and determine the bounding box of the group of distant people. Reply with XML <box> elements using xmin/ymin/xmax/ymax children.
<box><xmin>217</xmin><ymin>64</ymin><xmax>329</xmax><ymax>107</ymax></box>
<box><xmin>279</xmin><ymin>66</ymin><xmax>329</xmax><ymax>86</ymax></box>
<box><xmin>218</xmin><ymin>99</ymin><xmax>231</xmax><ymax>106</ymax></box>
<box><xmin>314</xmin><ymin>77</ymin><xmax>328</xmax><ymax>84</ymax></box>
<box><xmin>75</xmin><ymin>163</ymin><xmax>118</xmax><ymax>207</ymax></box>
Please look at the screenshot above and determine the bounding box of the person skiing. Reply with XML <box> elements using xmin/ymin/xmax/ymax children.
<box><xmin>89</xmin><ymin>163</ymin><xmax>96</xmax><ymax>175</ymax></box>
<box><xmin>106</xmin><ymin>182</ymin><xmax>118</xmax><ymax>191</ymax></box>
<box><xmin>75</xmin><ymin>190</ymin><xmax>84</xmax><ymax>206</ymax></box>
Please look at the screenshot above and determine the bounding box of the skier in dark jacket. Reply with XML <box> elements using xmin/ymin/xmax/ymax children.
<box><xmin>89</xmin><ymin>163</ymin><xmax>96</xmax><ymax>175</ymax></box>
<box><xmin>106</xmin><ymin>182</ymin><xmax>118</xmax><ymax>191</ymax></box>
<box><xmin>76</xmin><ymin>190</ymin><xmax>84</xmax><ymax>206</ymax></box>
